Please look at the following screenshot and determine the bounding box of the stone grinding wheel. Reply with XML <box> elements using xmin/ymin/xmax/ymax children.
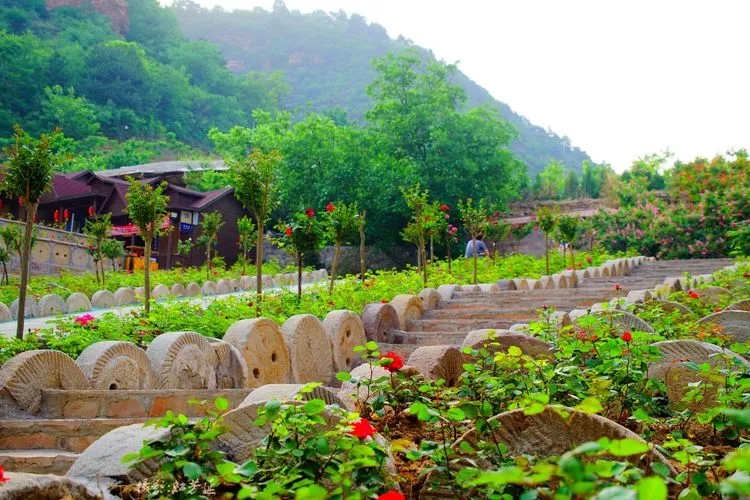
<box><xmin>281</xmin><ymin>314</ymin><xmax>335</xmax><ymax>384</ymax></box>
<box><xmin>217</xmin><ymin>384</ymin><xmax>345</xmax><ymax>463</ymax></box>
<box><xmin>361</xmin><ymin>302</ymin><xmax>399</xmax><ymax>343</ymax></box>
<box><xmin>0</xmin><ymin>350</ymin><xmax>91</xmax><ymax>414</ymax></box>
<box><xmin>145</xmin><ymin>331</ymin><xmax>218</xmax><ymax>390</ymax></box>
<box><xmin>407</xmin><ymin>345</ymin><xmax>465</xmax><ymax>387</ymax></box>
<box><xmin>76</xmin><ymin>340</ymin><xmax>155</xmax><ymax>390</ymax></box>
<box><xmin>223</xmin><ymin>318</ymin><xmax>293</xmax><ymax>388</ymax></box>
<box><xmin>389</xmin><ymin>294</ymin><xmax>424</xmax><ymax>329</ymax></box>
<box><xmin>323</xmin><ymin>310</ymin><xmax>367</xmax><ymax>372</ymax></box>
<box><xmin>418</xmin><ymin>288</ymin><xmax>442</xmax><ymax>310</ymax></box>
<box><xmin>206</xmin><ymin>337</ymin><xmax>249</xmax><ymax>389</ymax></box>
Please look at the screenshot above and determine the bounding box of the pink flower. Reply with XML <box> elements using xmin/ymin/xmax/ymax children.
<box><xmin>74</xmin><ymin>313</ymin><xmax>95</xmax><ymax>326</ymax></box>
<box><xmin>0</xmin><ymin>464</ymin><xmax>8</xmax><ymax>483</ymax></box>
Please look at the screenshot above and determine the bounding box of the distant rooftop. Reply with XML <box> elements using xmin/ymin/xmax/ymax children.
<box><xmin>97</xmin><ymin>160</ymin><xmax>227</xmax><ymax>178</ymax></box>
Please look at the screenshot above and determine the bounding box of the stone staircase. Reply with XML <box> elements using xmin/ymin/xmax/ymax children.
<box><xmin>387</xmin><ymin>259</ymin><xmax>736</xmax><ymax>349</ymax></box>
<box><xmin>0</xmin><ymin>389</ymin><xmax>250</xmax><ymax>474</ymax></box>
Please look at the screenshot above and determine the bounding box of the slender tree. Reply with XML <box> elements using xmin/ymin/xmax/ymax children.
<box><xmin>228</xmin><ymin>148</ymin><xmax>282</xmax><ymax>310</ymax></box>
<box><xmin>358</xmin><ymin>209</ymin><xmax>367</xmax><ymax>282</ymax></box>
<box><xmin>557</xmin><ymin>215</ymin><xmax>581</xmax><ymax>269</ymax></box>
<box><xmin>275</xmin><ymin>209</ymin><xmax>323</xmax><ymax>300</ymax></box>
<box><xmin>236</xmin><ymin>216</ymin><xmax>257</xmax><ymax>276</ymax></box>
<box><xmin>458</xmin><ymin>198</ymin><xmax>490</xmax><ymax>285</ymax></box>
<box><xmin>402</xmin><ymin>185</ymin><xmax>430</xmax><ymax>286</ymax></box>
<box><xmin>198</xmin><ymin>210</ymin><xmax>224</xmax><ymax>280</ymax></box>
<box><xmin>124</xmin><ymin>178</ymin><xmax>169</xmax><ymax>314</ymax></box>
<box><xmin>84</xmin><ymin>213</ymin><xmax>112</xmax><ymax>285</ymax></box>
<box><xmin>0</xmin><ymin>126</ymin><xmax>59</xmax><ymax>339</ymax></box>
<box><xmin>323</xmin><ymin>201</ymin><xmax>359</xmax><ymax>292</ymax></box>
<box><xmin>536</xmin><ymin>206</ymin><xmax>560</xmax><ymax>275</ymax></box>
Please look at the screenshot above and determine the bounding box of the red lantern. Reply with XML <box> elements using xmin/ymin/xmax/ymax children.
<box><xmin>18</xmin><ymin>198</ymin><xmax>23</xmax><ymax>206</ymax></box>
<box><xmin>63</xmin><ymin>209</ymin><xmax>70</xmax><ymax>221</ymax></box>
<box><xmin>53</xmin><ymin>209</ymin><xmax>60</xmax><ymax>223</ymax></box>
<box><xmin>88</xmin><ymin>205</ymin><xmax>95</xmax><ymax>217</ymax></box>
<box><xmin>0</xmin><ymin>200</ymin><xmax>4</xmax><ymax>209</ymax></box>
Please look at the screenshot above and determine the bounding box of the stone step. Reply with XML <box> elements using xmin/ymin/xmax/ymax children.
<box><xmin>0</xmin><ymin>449</ymin><xmax>79</xmax><ymax>475</ymax></box>
<box><xmin>405</xmin><ymin>318</ymin><xmax>515</xmax><ymax>333</ymax></box>
<box><xmin>388</xmin><ymin>330</ymin><xmax>468</xmax><ymax>347</ymax></box>
<box><xmin>38</xmin><ymin>388</ymin><xmax>250</xmax><ymax>419</ymax></box>
<box><xmin>0</xmin><ymin>417</ymin><xmax>152</xmax><ymax>453</ymax></box>
<box><xmin>425</xmin><ymin>308</ymin><xmax>546</xmax><ymax>321</ymax></box>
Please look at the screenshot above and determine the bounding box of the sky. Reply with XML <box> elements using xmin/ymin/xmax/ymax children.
<box><xmin>162</xmin><ymin>0</ymin><xmax>749</xmax><ymax>172</ymax></box>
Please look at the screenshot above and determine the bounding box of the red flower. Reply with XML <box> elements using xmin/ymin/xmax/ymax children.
<box><xmin>614</xmin><ymin>283</ymin><xmax>621</xmax><ymax>292</ymax></box>
<box><xmin>715</xmin><ymin>308</ymin><xmax>722</xmax><ymax>313</ymax></box>
<box><xmin>378</xmin><ymin>492</ymin><xmax>405</xmax><ymax>500</ymax></box>
<box><xmin>212</xmin><ymin>270</ymin><xmax>218</xmax><ymax>276</ymax></box>
<box><xmin>348</xmin><ymin>418</ymin><xmax>376</xmax><ymax>439</ymax></box>
<box><xmin>380</xmin><ymin>299</ymin><xmax>389</xmax><ymax>303</ymax></box>
<box><xmin>380</xmin><ymin>351</ymin><xmax>404</xmax><ymax>372</ymax></box>
<box><xmin>586</xmin><ymin>256</ymin><xmax>592</xmax><ymax>263</ymax></box>
<box><xmin>0</xmin><ymin>464</ymin><xmax>8</xmax><ymax>483</ymax></box>
<box><xmin>621</xmin><ymin>331</ymin><xmax>633</xmax><ymax>342</ymax></box>
<box><xmin>305</xmin><ymin>208</ymin><xmax>315</xmax><ymax>218</ymax></box>
<box><xmin>326</xmin><ymin>202</ymin><xmax>335</xmax><ymax>212</ymax></box>
<box><xmin>285</xmin><ymin>226</ymin><xmax>293</xmax><ymax>237</ymax></box>
<box><xmin>439</xmin><ymin>204</ymin><xmax>450</xmax><ymax>211</ymax></box>
<box><xmin>688</xmin><ymin>290</ymin><xmax>700</xmax><ymax>299</ymax></box>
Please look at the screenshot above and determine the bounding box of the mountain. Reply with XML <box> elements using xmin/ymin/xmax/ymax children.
<box><xmin>169</xmin><ymin>1</ymin><xmax>593</xmax><ymax>177</ymax></box>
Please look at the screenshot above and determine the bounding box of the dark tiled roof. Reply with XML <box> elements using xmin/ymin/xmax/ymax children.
<box><xmin>191</xmin><ymin>187</ymin><xmax>234</xmax><ymax>210</ymax></box>
<box><xmin>39</xmin><ymin>174</ymin><xmax>94</xmax><ymax>203</ymax></box>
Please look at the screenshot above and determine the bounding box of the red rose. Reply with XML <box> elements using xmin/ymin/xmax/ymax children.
<box><xmin>439</xmin><ymin>204</ymin><xmax>450</xmax><ymax>211</ymax></box>
<box><xmin>348</xmin><ymin>418</ymin><xmax>376</xmax><ymax>439</ymax></box>
<box><xmin>380</xmin><ymin>351</ymin><xmax>404</xmax><ymax>372</ymax></box>
<box><xmin>285</xmin><ymin>226</ymin><xmax>292</xmax><ymax>237</ymax></box>
<box><xmin>305</xmin><ymin>208</ymin><xmax>315</xmax><ymax>218</ymax></box>
<box><xmin>614</xmin><ymin>283</ymin><xmax>621</xmax><ymax>292</ymax></box>
<box><xmin>378</xmin><ymin>492</ymin><xmax>405</xmax><ymax>500</ymax></box>
<box><xmin>688</xmin><ymin>290</ymin><xmax>700</xmax><ymax>299</ymax></box>
<box><xmin>621</xmin><ymin>331</ymin><xmax>632</xmax><ymax>342</ymax></box>
<box><xmin>326</xmin><ymin>202</ymin><xmax>335</xmax><ymax>212</ymax></box>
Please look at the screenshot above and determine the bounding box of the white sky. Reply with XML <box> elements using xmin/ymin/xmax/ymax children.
<box><xmin>162</xmin><ymin>0</ymin><xmax>749</xmax><ymax>172</ymax></box>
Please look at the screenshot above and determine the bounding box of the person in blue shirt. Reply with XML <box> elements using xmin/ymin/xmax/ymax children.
<box><xmin>465</xmin><ymin>234</ymin><xmax>489</xmax><ymax>258</ymax></box>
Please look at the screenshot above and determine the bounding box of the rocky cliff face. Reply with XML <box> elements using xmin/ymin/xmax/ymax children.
<box><xmin>46</xmin><ymin>0</ymin><xmax>129</xmax><ymax>34</ymax></box>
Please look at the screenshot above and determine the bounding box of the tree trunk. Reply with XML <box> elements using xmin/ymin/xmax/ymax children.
<box><xmin>429</xmin><ymin>235</ymin><xmax>434</xmax><ymax>264</ymax></box>
<box><xmin>2</xmin><ymin>261</ymin><xmax>8</xmax><ymax>285</ymax></box>
<box><xmin>99</xmin><ymin>253</ymin><xmax>105</xmax><ymax>286</ymax></box>
<box><xmin>15</xmin><ymin>202</ymin><xmax>36</xmax><ymax>339</ymax></box>
<box><xmin>241</xmin><ymin>243</ymin><xmax>247</xmax><ymax>275</ymax></box>
<box><xmin>297</xmin><ymin>252</ymin><xmax>303</xmax><ymax>301</ymax></box>
<box><xmin>255</xmin><ymin>216</ymin><xmax>263</xmax><ymax>316</ymax></box>
<box><xmin>544</xmin><ymin>234</ymin><xmax>550</xmax><ymax>275</ymax></box>
<box><xmin>143</xmin><ymin>234</ymin><xmax>152</xmax><ymax>314</ymax></box>
<box><xmin>206</xmin><ymin>243</ymin><xmax>212</xmax><ymax>281</ymax></box>
<box><xmin>329</xmin><ymin>242</ymin><xmax>340</xmax><ymax>293</ymax></box>
<box><xmin>471</xmin><ymin>235</ymin><xmax>478</xmax><ymax>285</ymax></box>
<box><xmin>570</xmin><ymin>245</ymin><xmax>576</xmax><ymax>269</ymax></box>
<box><xmin>359</xmin><ymin>219</ymin><xmax>366</xmax><ymax>281</ymax></box>
<box><xmin>446</xmin><ymin>240</ymin><xmax>452</xmax><ymax>274</ymax></box>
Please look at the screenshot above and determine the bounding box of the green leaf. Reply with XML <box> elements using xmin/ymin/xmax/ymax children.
<box><xmin>593</xmin><ymin>485</ymin><xmax>636</xmax><ymax>500</ymax></box>
<box><xmin>507</xmin><ymin>345</ymin><xmax>523</xmax><ymax>357</ymax></box>
<box><xmin>575</xmin><ymin>397</ymin><xmax>603</xmax><ymax>414</ymax></box>
<box><xmin>607</xmin><ymin>438</ymin><xmax>650</xmax><ymax>457</ymax></box>
<box><xmin>295</xmin><ymin>484</ymin><xmax>328</xmax><ymax>499</ymax></box>
<box><xmin>445</xmin><ymin>407</ymin><xmax>465</xmax><ymax>421</ymax></box>
<box><xmin>651</xmin><ymin>462</ymin><xmax>672</xmax><ymax>478</ymax></box>
<box><xmin>637</xmin><ymin>476</ymin><xmax>667</xmax><ymax>500</ymax></box>
<box><xmin>336</xmin><ymin>371</ymin><xmax>352</xmax><ymax>382</ymax></box>
<box><xmin>182</xmin><ymin>461</ymin><xmax>202</xmax><ymax>480</ymax></box>
<box><xmin>302</xmin><ymin>399</ymin><xmax>325</xmax><ymax>415</ymax></box>
<box><xmin>215</xmin><ymin>397</ymin><xmax>229</xmax><ymax>412</ymax></box>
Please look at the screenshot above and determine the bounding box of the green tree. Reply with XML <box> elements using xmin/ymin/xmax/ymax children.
<box><xmin>401</xmin><ymin>185</ymin><xmax>430</xmax><ymax>286</ymax></box>
<box><xmin>534</xmin><ymin>161</ymin><xmax>566</xmax><ymax>200</ymax></box>
<box><xmin>0</xmin><ymin>126</ymin><xmax>59</xmax><ymax>339</ymax></box>
<box><xmin>564</xmin><ymin>170</ymin><xmax>581</xmax><ymax>199</ymax></box>
<box><xmin>556</xmin><ymin>215</ymin><xmax>580</xmax><ymax>268</ymax></box>
<box><xmin>38</xmin><ymin>85</ymin><xmax>100</xmax><ymax>140</ymax></box>
<box><xmin>458</xmin><ymin>198</ymin><xmax>489</xmax><ymax>285</ymax></box>
<box><xmin>236</xmin><ymin>216</ymin><xmax>257</xmax><ymax>276</ymax></box>
<box><xmin>197</xmin><ymin>210</ymin><xmax>223</xmax><ymax>280</ymax></box>
<box><xmin>322</xmin><ymin>201</ymin><xmax>359</xmax><ymax>292</ymax></box>
<box><xmin>0</xmin><ymin>224</ymin><xmax>23</xmax><ymax>285</ymax></box>
<box><xmin>275</xmin><ymin>209</ymin><xmax>323</xmax><ymax>300</ymax></box>
<box><xmin>536</xmin><ymin>206</ymin><xmax>559</xmax><ymax>275</ymax></box>
<box><xmin>124</xmin><ymin>177</ymin><xmax>169</xmax><ymax>314</ymax></box>
<box><xmin>227</xmin><ymin>148</ymin><xmax>282</xmax><ymax>306</ymax></box>
<box><xmin>101</xmin><ymin>238</ymin><xmax>126</xmax><ymax>272</ymax></box>
<box><xmin>509</xmin><ymin>222</ymin><xmax>533</xmax><ymax>254</ymax></box>
<box><xmin>83</xmin><ymin>213</ymin><xmax>112</xmax><ymax>285</ymax></box>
